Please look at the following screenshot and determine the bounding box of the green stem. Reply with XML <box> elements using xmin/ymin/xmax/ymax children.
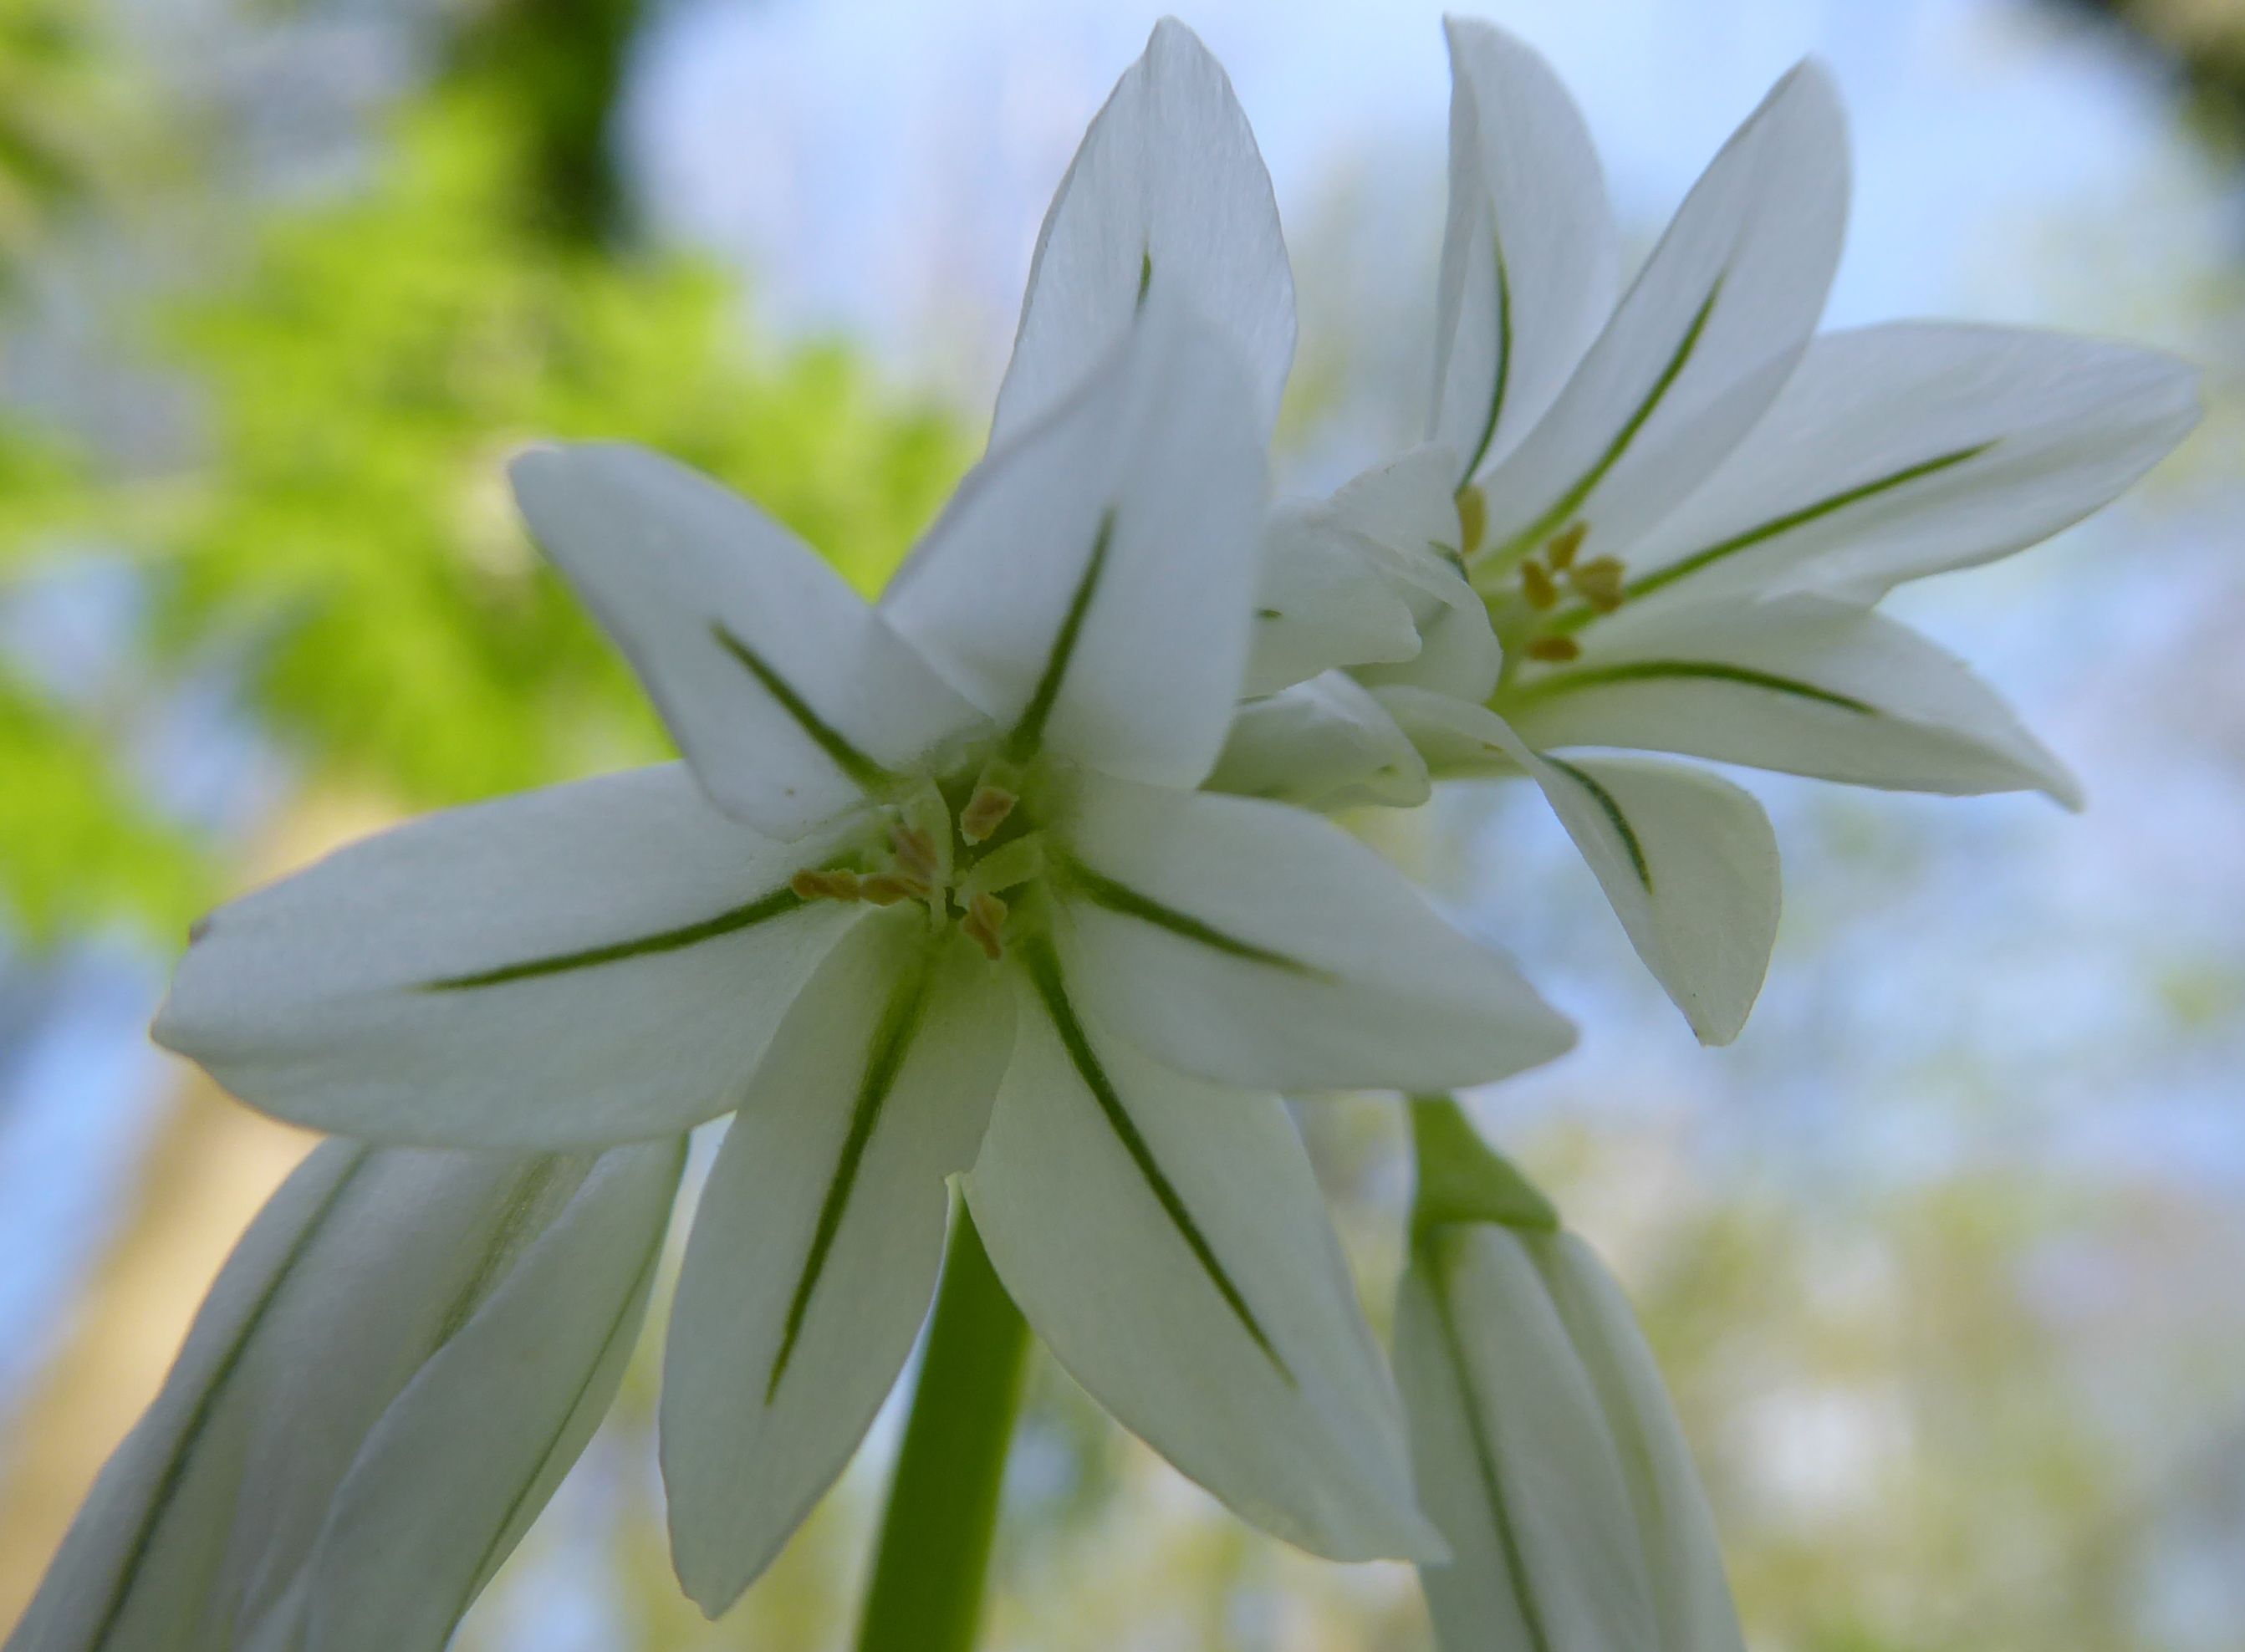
<box><xmin>853</xmin><ymin>1200</ymin><xmax>1031</xmax><ymax>1652</ymax></box>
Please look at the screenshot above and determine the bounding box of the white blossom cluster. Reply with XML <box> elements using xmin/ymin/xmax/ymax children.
<box><xmin>9</xmin><ymin>18</ymin><xmax>2194</xmax><ymax>1652</ymax></box>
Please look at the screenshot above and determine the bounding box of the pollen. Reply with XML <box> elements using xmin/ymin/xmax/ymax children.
<box><xmin>890</xmin><ymin>823</ymin><xmax>943</xmax><ymax>887</ymax></box>
<box><xmin>1455</xmin><ymin>483</ymin><xmax>1487</xmax><ymax>556</ymax></box>
<box><xmin>1568</xmin><ymin>556</ymin><xmax>1626</xmax><ymax>613</ymax></box>
<box><xmin>1544</xmin><ymin>521</ymin><xmax>1586</xmax><ymax>571</ymax></box>
<box><xmin>961</xmin><ymin>890</ymin><xmax>1008</xmax><ymax>961</ymax></box>
<box><xmin>1526</xmin><ymin>635</ymin><xmax>1581</xmax><ymax>664</ymax></box>
<box><xmin>1520</xmin><ymin>561</ymin><xmax>1559</xmax><ymax>610</ymax></box>
<box><xmin>791</xmin><ymin>868</ymin><xmax>864</xmax><ymax>902</ymax></box>
<box><xmin>959</xmin><ymin>784</ymin><xmax>1019</xmax><ymax>844</ymax></box>
<box><xmin>859</xmin><ymin>872</ymin><xmax>927</xmax><ymax>906</ymax></box>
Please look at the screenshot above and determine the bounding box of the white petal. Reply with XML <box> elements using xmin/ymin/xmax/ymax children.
<box><xmin>661</xmin><ymin>916</ymin><xmax>1013</xmax><ymax>1614</ymax></box>
<box><xmin>1056</xmin><ymin>773</ymin><xmax>1573</xmax><ymax>1093</ymax></box>
<box><xmin>512</xmin><ymin>442</ymin><xmax>981</xmax><ymax>839</ymax></box>
<box><xmin>1369</xmin><ymin>684</ymin><xmax>1520</xmax><ymax>781</ymax></box>
<box><xmin>1621</xmin><ymin>322</ymin><xmax>2201</xmax><ymax>605</ymax></box>
<box><xmin>1394</xmin><ymin>1227</ymin><xmax>1661</xmax><ymax>1652</ymax></box>
<box><xmin>1352</xmin><ymin>574</ymin><xmax>1503</xmax><ymax>704</ymax></box>
<box><xmin>154</xmin><ymin>764</ymin><xmax>863</xmax><ymax>1147</ymax></box>
<box><xmin>1431</xmin><ymin>19</ymin><xmax>1621</xmax><ymax>482</ymax></box>
<box><xmin>966</xmin><ymin>971</ymin><xmax>1438</xmax><ymax>1562</ymax></box>
<box><xmin>1246</xmin><ymin>502</ymin><xmax>1422</xmax><ymax>698</ymax></box>
<box><xmin>298</xmin><ymin>1140</ymin><xmax>686</xmax><ymax>1652</ymax></box>
<box><xmin>1500</xmin><ymin>594</ymin><xmax>2081</xmax><ymax>805</ymax></box>
<box><xmin>1472</xmin><ymin>711</ymin><xmax>1780</xmax><ymax>1045</ymax></box>
<box><xmin>1475</xmin><ymin>64</ymin><xmax>1848</xmax><ymax>568</ymax></box>
<box><xmin>1208</xmin><ymin>673</ymin><xmax>1431</xmax><ymax>812</ymax></box>
<box><xmin>1325</xmin><ymin>446</ymin><xmax>1507</xmax><ymax>704</ymax></box>
<box><xmin>883</xmin><ymin>295</ymin><xmax>1267</xmax><ymax>790</ymax></box>
<box><xmin>1538</xmin><ymin>1234</ymin><xmax>1748</xmax><ymax>1652</ymax></box>
<box><xmin>1246</xmin><ymin>446</ymin><xmax>1476</xmax><ymax>699</ymax></box>
<box><xmin>992</xmin><ymin>18</ymin><xmax>1293</xmax><ymax>446</ymax></box>
<box><xmin>9</xmin><ymin>1142</ymin><xmax>674</xmax><ymax>1652</ymax></box>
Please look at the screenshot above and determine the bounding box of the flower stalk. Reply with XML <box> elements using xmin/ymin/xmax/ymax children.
<box><xmin>854</xmin><ymin>1201</ymin><xmax>1031</xmax><ymax>1652</ymax></box>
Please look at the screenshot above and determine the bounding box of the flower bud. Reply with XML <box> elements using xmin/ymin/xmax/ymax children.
<box><xmin>14</xmin><ymin>1136</ymin><xmax>684</xmax><ymax>1652</ymax></box>
<box><xmin>1394</xmin><ymin>1098</ymin><xmax>1744</xmax><ymax>1652</ymax></box>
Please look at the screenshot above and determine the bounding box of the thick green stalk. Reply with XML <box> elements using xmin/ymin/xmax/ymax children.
<box><xmin>853</xmin><ymin>1201</ymin><xmax>1030</xmax><ymax>1652</ymax></box>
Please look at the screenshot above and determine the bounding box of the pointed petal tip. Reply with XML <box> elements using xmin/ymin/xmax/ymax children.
<box><xmin>1146</xmin><ymin>13</ymin><xmax>1202</xmax><ymax>53</ymax></box>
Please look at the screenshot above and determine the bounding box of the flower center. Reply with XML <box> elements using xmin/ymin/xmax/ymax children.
<box><xmin>788</xmin><ymin>754</ymin><xmax>1055</xmax><ymax>961</ymax></box>
<box><xmin>1460</xmin><ymin>485</ymin><xmax>1629</xmax><ymax>678</ymax></box>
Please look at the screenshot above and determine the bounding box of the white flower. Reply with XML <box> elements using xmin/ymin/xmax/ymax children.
<box><xmin>150</xmin><ymin>27</ymin><xmax>1574</xmax><ymax>1610</ymax></box>
<box><xmin>1253</xmin><ymin>18</ymin><xmax>2199</xmax><ymax>1045</ymax></box>
<box><xmin>9</xmin><ymin>1139</ymin><xmax>684</xmax><ymax>1652</ymax></box>
<box><xmin>1394</xmin><ymin>1098</ymin><xmax>1745</xmax><ymax>1652</ymax></box>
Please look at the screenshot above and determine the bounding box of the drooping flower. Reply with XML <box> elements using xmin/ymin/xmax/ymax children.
<box><xmin>1249</xmin><ymin>18</ymin><xmax>2199</xmax><ymax>1044</ymax></box>
<box><xmin>9</xmin><ymin>1139</ymin><xmax>685</xmax><ymax>1652</ymax></box>
<box><xmin>148</xmin><ymin>25</ymin><xmax>1574</xmax><ymax>1612</ymax></box>
<box><xmin>1395</xmin><ymin>1097</ymin><xmax>1746</xmax><ymax>1652</ymax></box>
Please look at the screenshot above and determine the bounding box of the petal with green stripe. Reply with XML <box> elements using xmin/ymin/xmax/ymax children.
<box><xmin>661</xmin><ymin>915</ymin><xmax>1013</xmax><ymax>1617</ymax></box>
<box><xmin>155</xmin><ymin>764</ymin><xmax>863</xmax><ymax>1147</ymax></box>
<box><xmin>1473</xmin><ymin>63</ymin><xmax>1847</xmax><ymax>571</ymax></box>
<box><xmin>1431</xmin><ymin>20</ymin><xmax>1620</xmax><ymax>484</ymax></box>
<box><xmin>512</xmin><ymin>441</ymin><xmax>980</xmax><ymax>840</ymax></box>
<box><xmin>992</xmin><ymin>18</ymin><xmax>1293</xmax><ymax>446</ymax></box>
<box><xmin>1622</xmin><ymin>321</ymin><xmax>2200</xmax><ymax>605</ymax></box>
<box><xmin>1499</xmin><ymin>595</ymin><xmax>2080</xmax><ymax>805</ymax></box>
<box><xmin>967</xmin><ymin>972</ymin><xmax>1440</xmax><ymax>1563</ymax></box>
<box><xmin>1057</xmin><ymin>773</ymin><xmax>1573</xmax><ymax>1094</ymax></box>
<box><xmin>883</xmin><ymin>293</ymin><xmax>1267</xmax><ymax>792</ymax></box>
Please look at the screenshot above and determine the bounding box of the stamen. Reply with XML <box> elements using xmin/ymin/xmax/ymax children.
<box><xmin>859</xmin><ymin>873</ymin><xmax>929</xmax><ymax>907</ymax></box>
<box><xmin>959</xmin><ymin>785</ymin><xmax>1018</xmax><ymax>845</ymax></box>
<box><xmin>1545</xmin><ymin>522</ymin><xmax>1587</xmax><ymax>571</ymax></box>
<box><xmin>790</xmin><ymin>868</ymin><xmax>864</xmax><ymax>902</ymax></box>
<box><xmin>890</xmin><ymin>823</ymin><xmax>943</xmax><ymax>887</ymax></box>
<box><xmin>1526</xmin><ymin>635</ymin><xmax>1581</xmax><ymax>664</ymax></box>
<box><xmin>960</xmin><ymin>891</ymin><xmax>1008</xmax><ymax>961</ymax></box>
<box><xmin>1520</xmin><ymin>562</ymin><xmax>1559</xmax><ymax>611</ymax></box>
<box><xmin>1568</xmin><ymin>556</ymin><xmax>1626</xmax><ymax>613</ymax></box>
<box><xmin>1456</xmin><ymin>484</ymin><xmax>1487</xmax><ymax>557</ymax></box>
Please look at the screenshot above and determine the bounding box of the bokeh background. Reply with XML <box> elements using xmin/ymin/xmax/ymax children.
<box><xmin>1</xmin><ymin>0</ymin><xmax>2238</xmax><ymax>1646</ymax></box>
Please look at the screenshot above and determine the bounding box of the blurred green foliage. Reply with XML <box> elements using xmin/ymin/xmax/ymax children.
<box><xmin>0</xmin><ymin>0</ymin><xmax>972</xmax><ymax>945</ymax></box>
<box><xmin>153</xmin><ymin>87</ymin><xmax>969</xmax><ymax>807</ymax></box>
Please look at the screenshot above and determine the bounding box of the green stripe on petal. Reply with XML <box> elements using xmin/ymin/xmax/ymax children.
<box><xmin>1457</xmin><ymin>236</ymin><xmax>1513</xmax><ymax>489</ymax></box>
<box><xmin>1624</xmin><ymin>440</ymin><xmax>1994</xmax><ymax>604</ymax></box>
<box><xmin>712</xmin><ymin>621</ymin><xmax>890</xmax><ymax>789</ymax></box>
<box><xmin>1021</xmin><ymin>940</ymin><xmax>1288</xmax><ymax>1379</ymax></box>
<box><xmin>768</xmin><ymin>956</ymin><xmax>937</xmax><ymax>1400</ymax></box>
<box><xmin>1482</xmin><ymin>279</ymin><xmax>1724</xmax><ymax>569</ymax></box>
<box><xmin>85</xmin><ymin>1152</ymin><xmax>373</xmax><ymax>1649</ymax></box>
<box><xmin>1057</xmin><ymin>852</ymin><xmax>1329</xmax><ymax>979</ymax></box>
<box><xmin>1541</xmin><ymin>757</ymin><xmax>1651</xmax><ymax>893</ymax></box>
<box><xmin>1508</xmin><ymin>658</ymin><xmax>1878</xmax><ymax>716</ymax></box>
<box><xmin>1006</xmin><ymin>508</ymin><xmax>1116</xmax><ymax>762</ymax></box>
<box><xmin>1418</xmin><ymin>1232</ymin><xmax>1563</xmax><ymax>1652</ymax></box>
<box><xmin>423</xmin><ymin>885</ymin><xmax>809</xmax><ymax>992</ymax></box>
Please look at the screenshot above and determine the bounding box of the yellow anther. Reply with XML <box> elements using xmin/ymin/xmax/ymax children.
<box><xmin>1526</xmin><ymin>635</ymin><xmax>1582</xmax><ymax>664</ymax></box>
<box><xmin>1520</xmin><ymin>561</ymin><xmax>1559</xmax><ymax>610</ymax></box>
<box><xmin>859</xmin><ymin>873</ymin><xmax>927</xmax><ymax>907</ymax></box>
<box><xmin>1544</xmin><ymin>521</ymin><xmax>1587</xmax><ymax>571</ymax></box>
<box><xmin>791</xmin><ymin>868</ymin><xmax>864</xmax><ymax>903</ymax></box>
<box><xmin>1455</xmin><ymin>484</ymin><xmax>1487</xmax><ymax>557</ymax></box>
<box><xmin>890</xmin><ymin>823</ymin><xmax>943</xmax><ymax>887</ymax></box>
<box><xmin>960</xmin><ymin>890</ymin><xmax>1008</xmax><ymax>961</ymax></box>
<box><xmin>959</xmin><ymin>785</ymin><xmax>1018</xmax><ymax>845</ymax></box>
<box><xmin>1568</xmin><ymin>555</ymin><xmax>1626</xmax><ymax>613</ymax></box>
